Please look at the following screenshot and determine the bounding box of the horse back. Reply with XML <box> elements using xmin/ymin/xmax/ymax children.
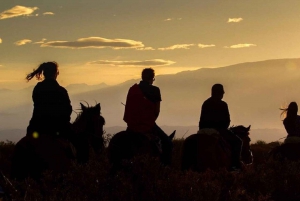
<box><xmin>269</xmin><ymin>143</ymin><xmax>300</xmax><ymax>161</ymax></box>
<box><xmin>182</xmin><ymin>133</ymin><xmax>231</xmax><ymax>172</ymax></box>
<box><xmin>11</xmin><ymin>135</ymin><xmax>73</xmax><ymax>180</ymax></box>
<box><xmin>108</xmin><ymin>131</ymin><xmax>159</xmax><ymax>168</ymax></box>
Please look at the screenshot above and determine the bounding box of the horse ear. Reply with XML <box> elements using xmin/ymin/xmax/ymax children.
<box><xmin>247</xmin><ymin>125</ymin><xmax>251</xmax><ymax>131</ymax></box>
<box><xmin>95</xmin><ymin>103</ymin><xmax>101</xmax><ymax>112</ymax></box>
<box><xmin>169</xmin><ymin>130</ymin><xmax>176</xmax><ymax>140</ymax></box>
<box><xmin>80</xmin><ymin>103</ymin><xmax>87</xmax><ymax>110</ymax></box>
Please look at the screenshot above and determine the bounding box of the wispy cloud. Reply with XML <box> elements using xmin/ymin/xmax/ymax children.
<box><xmin>136</xmin><ymin>47</ymin><xmax>155</xmax><ymax>51</ymax></box>
<box><xmin>158</xmin><ymin>44</ymin><xmax>194</xmax><ymax>50</ymax></box>
<box><xmin>0</xmin><ymin>5</ymin><xmax>38</xmax><ymax>20</ymax></box>
<box><xmin>225</xmin><ymin>44</ymin><xmax>257</xmax><ymax>48</ymax></box>
<box><xmin>34</xmin><ymin>38</ymin><xmax>47</xmax><ymax>44</ymax></box>
<box><xmin>0</xmin><ymin>38</ymin><xmax>2</xmax><ymax>44</ymax></box>
<box><xmin>198</xmin><ymin>44</ymin><xmax>215</xmax><ymax>48</ymax></box>
<box><xmin>228</xmin><ymin>18</ymin><xmax>243</xmax><ymax>23</ymax></box>
<box><xmin>164</xmin><ymin>18</ymin><xmax>182</xmax><ymax>21</ymax></box>
<box><xmin>41</xmin><ymin>37</ymin><xmax>144</xmax><ymax>49</ymax></box>
<box><xmin>14</xmin><ymin>39</ymin><xmax>32</xmax><ymax>46</ymax></box>
<box><xmin>88</xmin><ymin>59</ymin><xmax>175</xmax><ymax>67</ymax></box>
<box><xmin>43</xmin><ymin>12</ymin><xmax>54</xmax><ymax>15</ymax></box>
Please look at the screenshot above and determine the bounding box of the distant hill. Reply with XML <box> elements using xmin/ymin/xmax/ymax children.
<box><xmin>70</xmin><ymin>58</ymin><xmax>300</xmax><ymax>130</ymax></box>
<box><xmin>66</xmin><ymin>82</ymin><xmax>109</xmax><ymax>95</ymax></box>
<box><xmin>0</xmin><ymin>58</ymin><xmax>299</xmax><ymax>144</ymax></box>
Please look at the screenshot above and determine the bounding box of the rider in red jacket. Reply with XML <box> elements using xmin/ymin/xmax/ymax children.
<box><xmin>124</xmin><ymin>68</ymin><xmax>172</xmax><ymax>165</ymax></box>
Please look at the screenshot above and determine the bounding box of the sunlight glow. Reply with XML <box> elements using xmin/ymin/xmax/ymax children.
<box><xmin>32</xmin><ymin>132</ymin><xmax>39</xmax><ymax>139</ymax></box>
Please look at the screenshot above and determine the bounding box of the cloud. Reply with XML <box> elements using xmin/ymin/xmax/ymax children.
<box><xmin>34</xmin><ymin>38</ymin><xmax>47</xmax><ymax>44</ymax></box>
<box><xmin>228</xmin><ymin>18</ymin><xmax>243</xmax><ymax>23</ymax></box>
<box><xmin>88</xmin><ymin>59</ymin><xmax>175</xmax><ymax>67</ymax></box>
<box><xmin>136</xmin><ymin>47</ymin><xmax>155</xmax><ymax>51</ymax></box>
<box><xmin>43</xmin><ymin>12</ymin><xmax>54</xmax><ymax>15</ymax></box>
<box><xmin>0</xmin><ymin>38</ymin><xmax>2</xmax><ymax>43</ymax></box>
<box><xmin>164</xmin><ymin>18</ymin><xmax>182</xmax><ymax>21</ymax></box>
<box><xmin>225</xmin><ymin>44</ymin><xmax>257</xmax><ymax>48</ymax></box>
<box><xmin>0</xmin><ymin>5</ymin><xmax>38</xmax><ymax>20</ymax></box>
<box><xmin>198</xmin><ymin>44</ymin><xmax>215</xmax><ymax>48</ymax></box>
<box><xmin>14</xmin><ymin>39</ymin><xmax>32</xmax><ymax>46</ymax></box>
<box><xmin>158</xmin><ymin>44</ymin><xmax>194</xmax><ymax>50</ymax></box>
<box><xmin>41</xmin><ymin>37</ymin><xmax>145</xmax><ymax>49</ymax></box>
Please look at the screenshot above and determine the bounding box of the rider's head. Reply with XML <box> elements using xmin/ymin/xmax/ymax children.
<box><xmin>26</xmin><ymin>62</ymin><xmax>59</xmax><ymax>81</ymax></box>
<box><xmin>287</xmin><ymin>102</ymin><xmax>298</xmax><ymax>118</ymax></box>
<box><xmin>142</xmin><ymin>68</ymin><xmax>155</xmax><ymax>85</ymax></box>
<box><xmin>280</xmin><ymin>102</ymin><xmax>298</xmax><ymax>120</ymax></box>
<box><xmin>211</xmin><ymin>84</ymin><xmax>224</xmax><ymax>100</ymax></box>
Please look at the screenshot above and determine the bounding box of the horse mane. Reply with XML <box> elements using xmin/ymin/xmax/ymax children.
<box><xmin>230</xmin><ymin>125</ymin><xmax>250</xmax><ymax>138</ymax></box>
<box><xmin>72</xmin><ymin>102</ymin><xmax>105</xmax><ymax>134</ymax></box>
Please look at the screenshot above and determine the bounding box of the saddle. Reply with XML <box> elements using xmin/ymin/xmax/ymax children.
<box><xmin>126</xmin><ymin>129</ymin><xmax>162</xmax><ymax>154</ymax></box>
<box><xmin>197</xmin><ymin>128</ymin><xmax>231</xmax><ymax>155</ymax></box>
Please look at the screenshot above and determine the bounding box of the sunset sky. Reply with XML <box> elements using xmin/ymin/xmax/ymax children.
<box><xmin>1</xmin><ymin>0</ymin><xmax>300</xmax><ymax>89</ymax></box>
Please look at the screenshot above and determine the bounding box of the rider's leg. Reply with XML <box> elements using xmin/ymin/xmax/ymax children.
<box><xmin>153</xmin><ymin>124</ymin><xmax>173</xmax><ymax>165</ymax></box>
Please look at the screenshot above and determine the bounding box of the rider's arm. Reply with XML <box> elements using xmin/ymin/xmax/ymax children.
<box><xmin>154</xmin><ymin>101</ymin><xmax>160</xmax><ymax>120</ymax></box>
<box><xmin>224</xmin><ymin>102</ymin><xmax>230</xmax><ymax>129</ymax></box>
<box><xmin>199</xmin><ymin>103</ymin><xmax>207</xmax><ymax>130</ymax></box>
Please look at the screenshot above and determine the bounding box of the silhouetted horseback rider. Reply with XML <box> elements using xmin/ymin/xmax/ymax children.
<box><xmin>26</xmin><ymin>62</ymin><xmax>73</xmax><ymax>139</ymax></box>
<box><xmin>280</xmin><ymin>102</ymin><xmax>300</xmax><ymax>143</ymax></box>
<box><xmin>199</xmin><ymin>84</ymin><xmax>243</xmax><ymax>170</ymax></box>
<box><xmin>123</xmin><ymin>68</ymin><xmax>173</xmax><ymax>165</ymax></box>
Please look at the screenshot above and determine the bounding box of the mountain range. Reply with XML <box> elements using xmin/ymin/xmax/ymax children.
<box><xmin>1</xmin><ymin>58</ymin><xmax>299</xmax><ymax>142</ymax></box>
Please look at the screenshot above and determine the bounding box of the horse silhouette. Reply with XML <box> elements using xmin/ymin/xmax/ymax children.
<box><xmin>10</xmin><ymin>103</ymin><xmax>105</xmax><ymax>180</ymax></box>
<box><xmin>268</xmin><ymin>140</ymin><xmax>300</xmax><ymax>161</ymax></box>
<box><xmin>108</xmin><ymin>130</ymin><xmax>176</xmax><ymax>172</ymax></box>
<box><xmin>181</xmin><ymin>125</ymin><xmax>252</xmax><ymax>172</ymax></box>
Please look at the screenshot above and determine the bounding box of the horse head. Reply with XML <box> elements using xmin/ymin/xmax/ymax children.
<box><xmin>74</xmin><ymin>103</ymin><xmax>105</xmax><ymax>137</ymax></box>
<box><xmin>230</xmin><ymin>125</ymin><xmax>253</xmax><ymax>165</ymax></box>
<box><xmin>161</xmin><ymin>130</ymin><xmax>176</xmax><ymax>166</ymax></box>
<box><xmin>72</xmin><ymin>102</ymin><xmax>105</xmax><ymax>163</ymax></box>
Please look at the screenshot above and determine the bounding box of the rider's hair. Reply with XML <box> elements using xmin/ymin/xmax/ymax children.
<box><xmin>26</xmin><ymin>62</ymin><xmax>58</xmax><ymax>81</ymax></box>
<box><xmin>141</xmin><ymin>68</ymin><xmax>155</xmax><ymax>81</ymax></box>
<box><xmin>280</xmin><ymin>102</ymin><xmax>298</xmax><ymax>120</ymax></box>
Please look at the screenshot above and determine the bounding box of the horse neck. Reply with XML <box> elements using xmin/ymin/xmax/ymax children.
<box><xmin>72</xmin><ymin>113</ymin><xmax>87</xmax><ymax>134</ymax></box>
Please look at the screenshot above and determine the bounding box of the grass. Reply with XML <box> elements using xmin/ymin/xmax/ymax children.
<box><xmin>0</xmin><ymin>139</ymin><xmax>299</xmax><ymax>201</ymax></box>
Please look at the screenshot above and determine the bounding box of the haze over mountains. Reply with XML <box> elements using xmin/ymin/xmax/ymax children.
<box><xmin>1</xmin><ymin>58</ymin><xmax>300</xmax><ymax>142</ymax></box>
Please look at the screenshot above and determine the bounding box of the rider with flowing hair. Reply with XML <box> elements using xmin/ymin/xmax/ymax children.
<box><xmin>26</xmin><ymin>62</ymin><xmax>73</xmax><ymax>139</ymax></box>
<box><xmin>280</xmin><ymin>102</ymin><xmax>300</xmax><ymax>143</ymax></box>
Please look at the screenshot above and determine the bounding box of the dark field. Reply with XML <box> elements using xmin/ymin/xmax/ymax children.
<box><xmin>0</xmin><ymin>139</ymin><xmax>299</xmax><ymax>201</ymax></box>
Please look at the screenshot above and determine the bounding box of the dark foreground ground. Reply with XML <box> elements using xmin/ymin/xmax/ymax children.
<box><xmin>0</xmin><ymin>139</ymin><xmax>299</xmax><ymax>201</ymax></box>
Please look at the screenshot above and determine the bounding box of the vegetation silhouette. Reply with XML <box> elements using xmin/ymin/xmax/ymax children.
<box><xmin>10</xmin><ymin>102</ymin><xmax>105</xmax><ymax>180</ymax></box>
<box><xmin>1</xmin><ymin>140</ymin><xmax>300</xmax><ymax>200</ymax></box>
<box><xmin>181</xmin><ymin>125</ymin><xmax>252</xmax><ymax>172</ymax></box>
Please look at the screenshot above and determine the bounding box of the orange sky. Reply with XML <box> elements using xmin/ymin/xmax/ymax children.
<box><xmin>1</xmin><ymin>1</ymin><xmax>300</xmax><ymax>89</ymax></box>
